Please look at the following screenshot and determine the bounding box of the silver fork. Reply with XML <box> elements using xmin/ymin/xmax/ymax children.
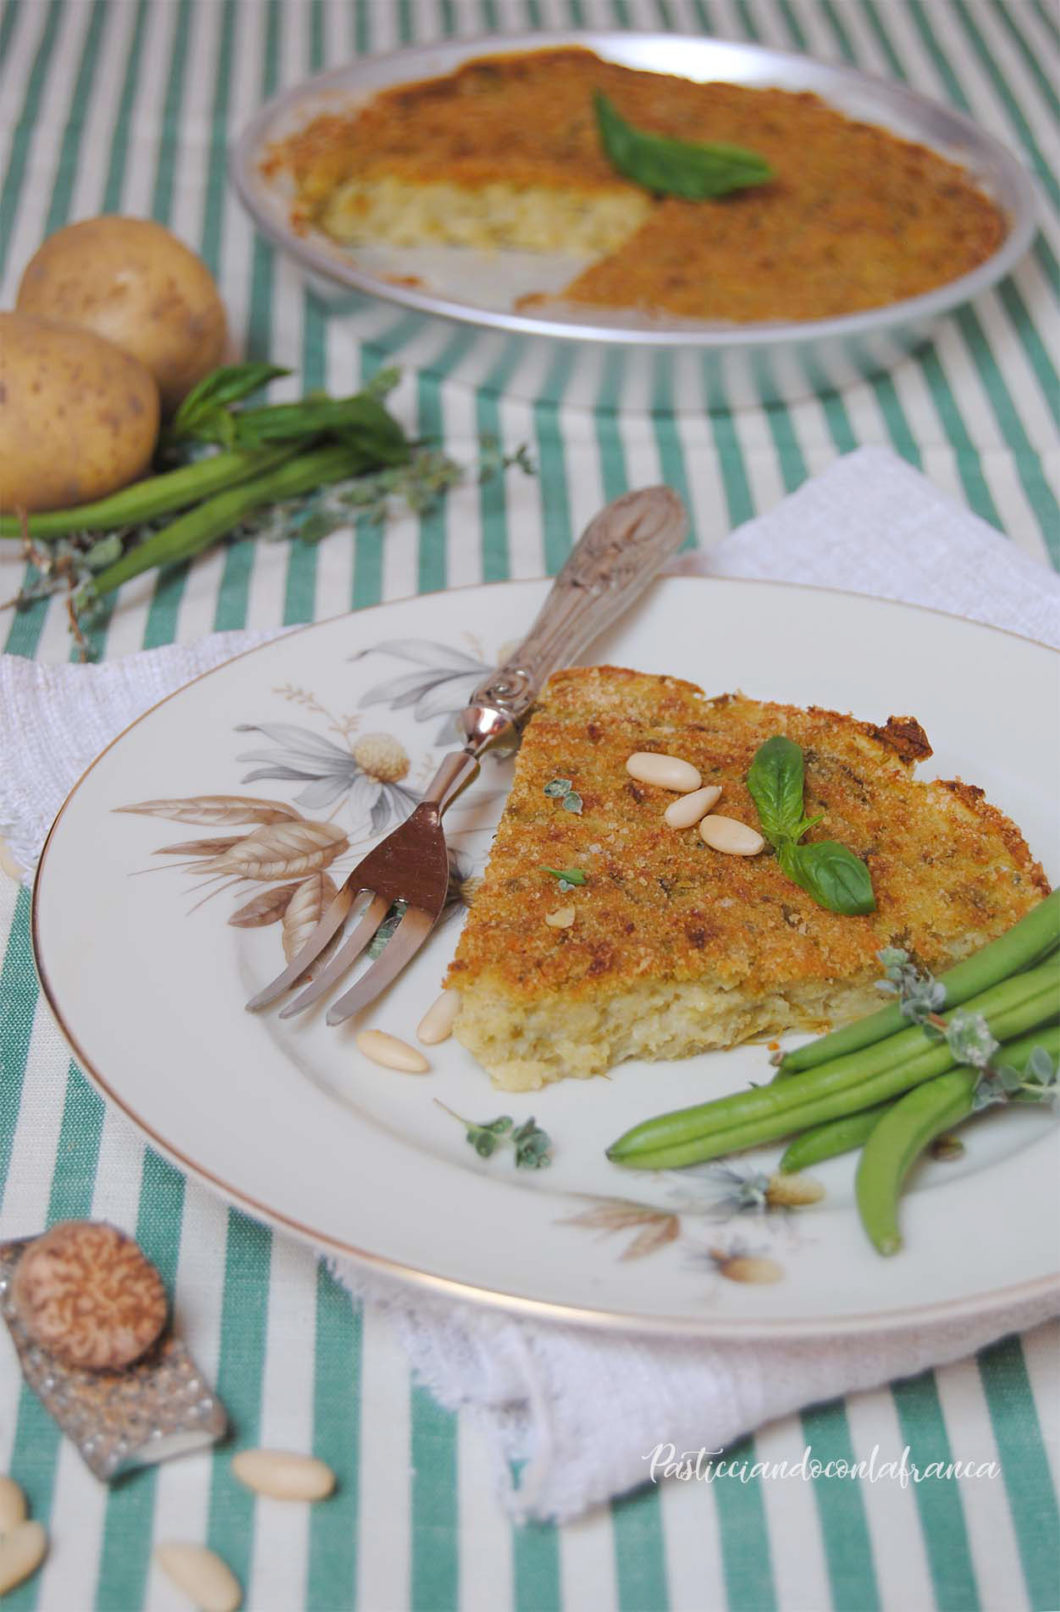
<box><xmin>246</xmin><ymin>485</ymin><xmax>688</xmax><ymax>1026</ymax></box>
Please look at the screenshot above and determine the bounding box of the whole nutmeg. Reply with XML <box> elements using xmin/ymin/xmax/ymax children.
<box><xmin>12</xmin><ymin>1221</ymin><xmax>167</xmax><ymax>1371</ymax></box>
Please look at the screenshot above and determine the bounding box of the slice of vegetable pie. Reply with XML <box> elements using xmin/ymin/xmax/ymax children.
<box><xmin>445</xmin><ymin>666</ymin><xmax>1048</xmax><ymax>1091</ymax></box>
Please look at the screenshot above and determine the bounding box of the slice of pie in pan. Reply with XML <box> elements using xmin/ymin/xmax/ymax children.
<box><xmin>445</xmin><ymin>666</ymin><xmax>1049</xmax><ymax>1091</ymax></box>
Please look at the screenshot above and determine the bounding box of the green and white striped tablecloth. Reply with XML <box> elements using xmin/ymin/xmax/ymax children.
<box><xmin>1</xmin><ymin>1</ymin><xmax>1057</xmax><ymax>1608</ymax></box>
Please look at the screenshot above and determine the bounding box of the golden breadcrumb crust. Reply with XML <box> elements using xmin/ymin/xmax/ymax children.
<box><xmin>446</xmin><ymin>667</ymin><xmax>1047</xmax><ymax>1088</ymax></box>
<box><xmin>269</xmin><ymin>47</ymin><xmax>1005</xmax><ymax>323</ymax></box>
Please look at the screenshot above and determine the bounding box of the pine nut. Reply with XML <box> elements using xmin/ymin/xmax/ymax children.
<box><xmin>699</xmin><ymin>815</ymin><xmax>765</xmax><ymax>856</ymax></box>
<box><xmin>155</xmin><ymin>1543</ymin><xmax>242</xmax><ymax>1612</ymax></box>
<box><xmin>0</xmin><ymin>1475</ymin><xmax>26</xmax><ymax>1533</ymax></box>
<box><xmin>0</xmin><ymin>1521</ymin><xmax>46</xmax><ymax>1595</ymax></box>
<box><xmin>355</xmin><ymin>1029</ymin><xmax>430</xmax><ymax>1073</ymax></box>
<box><xmin>544</xmin><ymin>905</ymin><xmax>576</xmax><ymax>928</ymax></box>
<box><xmin>625</xmin><ymin>752</ymin><xmax>702</xmax><ymax>791</ymax></box>
<box><xmin>231</xmin><ymin>1449</ymin><xmax>336</xmax><ymax>1501</ymax></box>
<box><xmin>664</xmin><ymin>785</ymin><xmax>722</xmax><ymax>829</ymax></box>
<box><xmin>417</xmin><ymin>991</ymin><xmax>460</xmax><ymax>1045</ymax></box>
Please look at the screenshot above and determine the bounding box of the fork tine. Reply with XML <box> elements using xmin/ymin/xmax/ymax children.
<box><xmin>325</xmin><ymin>906</ymin><xmax>436</xmax><ymax>1026</ymax></box>
<box><xmin>245</xmin><ymin>884</ymin><xmax>361</xmax><ymax>1011</ymax></box>
<box><xmin>278</xmin><ymin>892</ymin><xmax>391</xmax><ymax>1019</ymax></box>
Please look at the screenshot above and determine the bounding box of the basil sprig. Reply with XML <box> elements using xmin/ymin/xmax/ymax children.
<box><xmin>593</xmin><ymin>92</ymin><xmax>772</xmax><ymax>201</ymax></box>
<box><xmin>167</xmin><ymin>362</ymin><xmax>291</xmax><ymax>446</ymax></box>
<box><xmin>165</xmin><ymin>361</ymin><xmax>410</xmax><ymax>469</ymax></box>
<box><xmin>747</xmin><ymin>736</ymin><xmax>876</xmax><ymax>916</ymax></box>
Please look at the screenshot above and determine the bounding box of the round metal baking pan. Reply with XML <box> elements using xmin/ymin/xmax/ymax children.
<box><xmin>230</xmin><ymin>31</ymin><xmax>1037</xmax><ymax>410</ymax></box>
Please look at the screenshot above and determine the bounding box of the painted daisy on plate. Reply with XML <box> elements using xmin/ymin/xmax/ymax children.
<box><xmin>235</xmin><ymin>722</ymin><xmax>419</xmax><ymax>832</ymax></box>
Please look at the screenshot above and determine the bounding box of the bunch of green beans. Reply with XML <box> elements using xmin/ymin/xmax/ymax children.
<box><xmin>0</xmin><ymin>446</ymin><xmax>296</xmax><ymax>540</ymax></box>
<box><xmin>606</xmin><ymin>893</ymin><xmax>1060</xmax><ymax>1255</ymax></box>
<box><xmin>85</xmin><ymin>443</ymin><xmax>370</xmax><ymax>599</ymax></box>
<box><xmin>607</xmin><ymin>956</ymin><xmax>1058</xmax><ymax>1171</ymax></box>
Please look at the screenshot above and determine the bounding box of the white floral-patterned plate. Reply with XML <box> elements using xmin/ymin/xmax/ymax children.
<box><xmin>32</xmin><ymin>579</ymin><xmax>1060</xmax><ymax>1337</ymax></box>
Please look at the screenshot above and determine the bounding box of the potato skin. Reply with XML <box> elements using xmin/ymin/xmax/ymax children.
<box><xmin>16</xmin><ymin>216</ymin><xmax>227</xmax><ymax>414</ymax></box>
<box><xmin>0</xmin><ymin>314</ymin><xmax>160</xmax><ymax>513</ymax></box>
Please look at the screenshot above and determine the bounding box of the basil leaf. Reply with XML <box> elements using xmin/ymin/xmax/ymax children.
<box><xmin>747</xmin><ymin>735</ymin><xmax>805</xmax><ymax>842</ymax></box>
<box><xmin>594</xmin><ymin>92</ymin><xmax>772</xmax><ymax>201</ymax></box>
<box><xmin>780</xmin><ymin>839</ymin><xmax>876</xmax><ymax>916</ymax></box>
<box><xmin>169</xmin><ymin>363</ymin><xmax>290</xmax><ymax>442</ymax></box>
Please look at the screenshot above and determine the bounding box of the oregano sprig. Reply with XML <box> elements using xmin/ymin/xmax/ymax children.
<box><xmin>544</xmin><ymin>777</ymin><xmax>583</xmax><ymax>814</ymax></box>
<box><xmin>878</xmin><ymin>947</ymin><xmax>1059</xmax><ymax>1110</ymax></box>
<box><xmin>435</xmin><ymin>1102</ymin><xmax>553</xmax><ymax>1168</ymax></box>
<box><xmin>877</xmin><ymin>946</ymin><xmax>947</xmax><ymax>1022</ymax></box>
<box><xmin>974</xmin><ymin>1043</ymin><xmax>1059</xmax><ymax>1109</ymax></box>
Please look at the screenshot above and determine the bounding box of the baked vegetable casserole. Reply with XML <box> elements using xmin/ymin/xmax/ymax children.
<box><xmin>269</xmin><ymin>47</ymin><xmax>1006</xmax><ymax>324</ymax></box>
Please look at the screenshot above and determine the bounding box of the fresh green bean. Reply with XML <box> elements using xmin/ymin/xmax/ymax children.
<box><xmin>605</xmin><ymin>961</ymin><xmax>1059</xmax><ymax>1170</ymax></box>
<box><xmin>86</xmin><ymin>443</ymin><xmax>366</xmax><ymax>599</ymax></box>
<box><xmin>778</xmin><ymin>1101</ymin><xmax>895</xmax><ymax>1173</ymax></box>
<box><xmin>0</xmin><ymin>446</ymin><xmax>295</xmax><ymax>539</ymax></box>
<box><xmin>855</xmin><ymin>1024</ymin><xmax>1060</xmax><ymax>1255</ymax></box>
<box><xmin>779</xmin><ymin>890</ymin><xmax>1060</xmax><ymax>1075</ymax></box>
<box><xmin>856</xmin><ymin>1069</ymin><xmax>980</xmax><ymax>1254</ymax></box>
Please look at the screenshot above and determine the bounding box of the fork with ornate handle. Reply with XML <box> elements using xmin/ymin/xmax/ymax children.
<box><xmin>246</xmin><ymin>485</ymin><xmax>688</xmax><ymax>1025</ymax></box>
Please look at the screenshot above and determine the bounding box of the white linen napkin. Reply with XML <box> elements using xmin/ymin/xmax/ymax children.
<box><xmin>672</xmin><ymin>445</ymin><xmax>1060</xmax><ymax>648</ymax></box>
<box><xmin>2</xmin><ymin>446</ymin><xmax>1057</xmax><ymax>1522</ymax></box>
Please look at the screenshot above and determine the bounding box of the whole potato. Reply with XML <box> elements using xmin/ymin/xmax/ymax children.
<box><xmin>0</xmin><ymin>314</ymin><xmax>160</xmax><ymax>513</ymax></box>
<box><xmin>16</xmin><ymin>216</ymin><xmax>227</xmax><ymax>414</ymax></box>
